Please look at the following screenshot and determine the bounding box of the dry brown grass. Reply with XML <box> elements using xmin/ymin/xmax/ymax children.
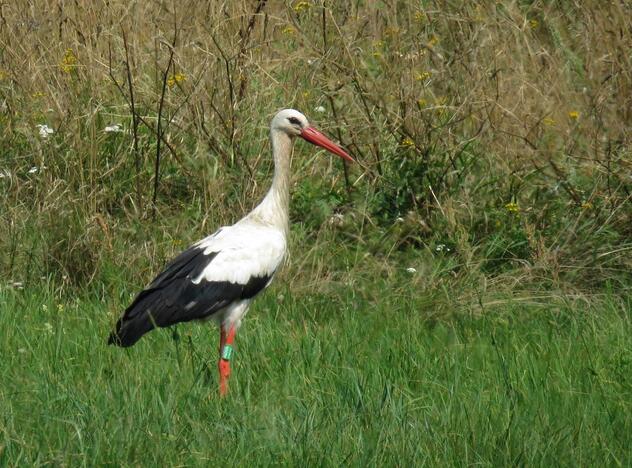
<box><xmin>0</xmin><ymin>1</ymin><xmax>630</xmax><ymax>292</ymax></box>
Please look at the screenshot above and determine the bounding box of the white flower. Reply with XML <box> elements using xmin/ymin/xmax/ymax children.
<box><xmin>395</xmin><ymin>217</ymin><xmax>404</xmax><ymax>223</ymax></box>
<box><xmin>36</xmin><ymin>124</ymin><xmax>54</xmax><ymax>138</ymax></box>
<box><xmin>0</xmin><ymin>169</ymin><xmax>11</xmax><ymax>179</ymax></box>
<box><xmin>10</xmin><ymin>281</ymin><xmax>24</xmax><ymax>289</ymax></box>
<box><xmin>28</xmin><ymin>166</ymin><xmax>40</xmax><ymax>174</ymax></box>
<box><xmin>406</xmin><ymin>267</ymin><xmax>417</xmax><ymax>274</ymax></box>
<box><xmin>104</xmin><ymin>124</ymin><xmax>123</xmax><ymax>133</ymax></box>
<box><xmin>314</xmin><ymin>105</ymin><xmax>326</xmax><ymax>113</ymax></box>
<box><xmin>328</xmin><ymin>213</ymin><xmax>344</xmax><ymax>225</ymax></box>
<box><xmin>435</xmin><ymin>244</ymin><xmax>445</xmax><ymax>252</ymax></box>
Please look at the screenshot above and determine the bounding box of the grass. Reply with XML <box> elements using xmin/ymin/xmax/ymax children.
<box><xmin>2</xmin><ymin>1</ymin><xmax>631</xmax><ymax>291</ymax></box>
<box><xmin>1</xmin><ymin>1</ymin><xmax>632</xmax><ymax>465</ymax></box>
<box><xmin>1</xmin><ymin>280</ymin><xmax>631</xmax><ymax>466</ymax></box>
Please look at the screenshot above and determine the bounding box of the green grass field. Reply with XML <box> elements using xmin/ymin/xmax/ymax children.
<box><xmin>1</xmin><ymin>1</ymin><xmax>632</xmax><ymax>466</ymax></box>
<box><xmin>2</xmin><ymin>280</ymin><xmax>631</xmax><ymax>466</ymax></box>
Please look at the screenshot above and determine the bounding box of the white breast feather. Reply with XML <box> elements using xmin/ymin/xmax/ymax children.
<box><xmin>191</xmin><ymin>223</ymin><xmax>286</xmax><ymax>285</ymax></box>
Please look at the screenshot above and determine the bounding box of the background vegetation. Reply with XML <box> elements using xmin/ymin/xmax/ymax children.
<box><xmin>1</xmin><ymin>0</ymin><xmax>631</xmax><ymax>465</ymax></box>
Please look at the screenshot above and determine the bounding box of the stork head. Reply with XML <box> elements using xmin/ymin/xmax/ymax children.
<box><xmin>271</xmin><ymin>108</ymin><xmax>353</xmax><ymax>162</ymax></box>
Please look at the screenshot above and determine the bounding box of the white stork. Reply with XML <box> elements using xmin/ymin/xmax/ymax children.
<box><xmin>108</xmin><ymin>109</ymin><xmax>353</xmax><ymax>396</ymax></box>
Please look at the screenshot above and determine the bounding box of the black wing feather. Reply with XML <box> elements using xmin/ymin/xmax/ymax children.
<box><xmin>108</xmin><ymin>243</ymin><xmax>271</xmax><ymax>347</ymax></box>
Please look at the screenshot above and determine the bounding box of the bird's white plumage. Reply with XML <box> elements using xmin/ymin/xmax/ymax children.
<box><xmin>192</xmin><ymin>221</ymin><xmax>286</xmax><ymax>286</ymax></box>
<box><xmin>212</xmin><ymin>299</ymin><xmax>251</xmax><ymax>328</ymax></box>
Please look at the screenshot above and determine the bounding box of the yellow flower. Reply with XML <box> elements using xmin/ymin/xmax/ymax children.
<box><xmin>568</xmin><ymin>110</ymin><xmax>580</xmax><ymax>120</ymax></box>
<box><xmin>542</xmin><ymin>117</ymin><xmax>555</xmax><ymax>126</ymax></box>
<box><xmin>60</xmin><ymin>48</ymin><xmax>77</xmax><ymax>73</ymax></box>
<box><xmin>434</xmin><ymin>96</ymin><xmax>448</xmax><ymax>108</ymax></box>
<box><xmin>414</xmin><ymin>11</ymin><xmax>425</xmax><ymax>23</ymax></box>
<box><xmin>372</xmin><ymin>51</ymin><xmax>383</xmax><ymax>59</ymax></box>
<box><xmin>282</xmin><ymin>26</ymin><xmax>296</xmax><ymax>35</ymax></box>
<box><xmin>428</xmin><ymin>35</ymin><xmax>439</xmax><ymax>47</ymax></box>
<box><xmin>581</xmin><ymin>201</ymin><xmax>593</xmax><ymax>210</ymax></box>
<box><xmin>301</xmin><ymin>90</ymin><xmax>310</xmax><ymax>99</ymax></box>
<box><xmin>417</xmin><ymin>98</ymin><xmax>427</xmax><ymax>107</ymax></box>
<box><xmin>433</xmin><ymin>96</ymin><xmax>447</xmax><ymax>116</ymax></box>
<box><xmin>401</xmin><ymin>137</ymin><xmax>415</xmax><ymax>147</ymax></box>
<box><xmin>415</xmin><ymin>71</ymin><xmax>431</xmax><ymax>81</ymax></box>
<box><xmin>529</xmin><ymin>19</ymin><xmax>539</xmax><ymax>29</ymax></box>
<box><xmin>373</xmin><ymin>40</ymin><xmax>384</xmax><ymax>49</ymax></box>
<box><xmin>293</xmin><ymin>1</ymin><xmax>311</xmax><ymax>12</ymax></box>
<box><xmin>167</xmin><ymin>72</ymin><xmax>186</xmax><ymax>88</ymax></box>
<box><xmin>32</xmin><ymin>91</ymin><xmax>46</xmax><ymax>98</ymax></box>
<box><xmin>504</xmin><ymin>202</ymin><xmax>520</xmax><ymax>213</ymax></box>
<box><xmin>474</xmin><ymin>5</ymin><xmax>484</xmax><ymax>22</ymax></box>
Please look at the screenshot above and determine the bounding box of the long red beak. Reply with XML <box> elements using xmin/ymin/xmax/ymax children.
<box><xmin>300</xmin><ymin>126</ymin><xmax>354</xmax><ymax>162</ymax></box>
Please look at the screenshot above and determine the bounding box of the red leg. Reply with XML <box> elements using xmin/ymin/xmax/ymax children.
<box><xmin>219</xmin><ymin>328</ymin><xmax>226</xmax><ymax>354</ymax></box>
<box><xmin>218</xmin><ymin>325</ymin><xmax>236</xmax><ymax>397</ymax></box>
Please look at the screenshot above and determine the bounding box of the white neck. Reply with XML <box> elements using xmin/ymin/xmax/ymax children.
<box><xmin>246</xmin><ymin>129</ymin><xmax>292</xmax><ymax>235</ymax></box>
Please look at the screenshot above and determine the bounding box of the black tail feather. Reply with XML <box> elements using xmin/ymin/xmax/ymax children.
<box><xmin>107</xmin><ymin>310</ymin><xmax>157</xmax><ymax>347</ymax></box>
<box><xmin>107</xmin><ymin>320</ymin><xmax>144</xmax><ymax>347</ymax></box>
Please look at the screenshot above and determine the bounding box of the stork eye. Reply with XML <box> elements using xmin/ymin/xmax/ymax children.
<box><xmin>288</xmin><ymin>117</ymin><xmax>301</xmax><ymax>126</ymax></box>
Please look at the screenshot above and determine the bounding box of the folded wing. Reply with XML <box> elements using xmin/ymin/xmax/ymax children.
<box><xmin>108</xmin><ymin>224</ymin><xmax>286</xmax><ymax>347</ymax></box>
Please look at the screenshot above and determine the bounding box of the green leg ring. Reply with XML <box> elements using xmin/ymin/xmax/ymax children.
<box><xmin>221</xmin><ymin>344</ymin><xmax>234</xmax><ymax>361</ymax></box>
